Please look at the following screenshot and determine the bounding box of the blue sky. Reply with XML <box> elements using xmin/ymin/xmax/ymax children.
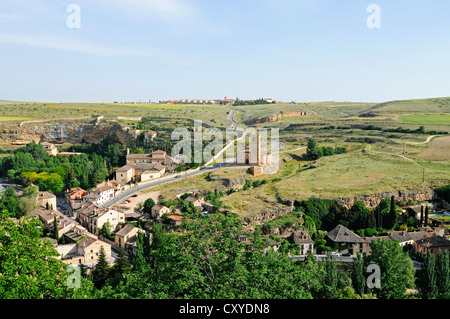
<box><xmin>0</xmin><ymin>0</ymin><xmax>449</xmax><ymax>103</ymax></box>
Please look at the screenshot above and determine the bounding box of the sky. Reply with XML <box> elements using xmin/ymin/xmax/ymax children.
<box><xmin>0</xmin><ymin>0</ymin><xmax>450</xmax><ymax>103</ymax></box>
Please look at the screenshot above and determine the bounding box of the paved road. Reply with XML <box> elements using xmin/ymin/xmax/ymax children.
<box><xmin>101</xmin><ymin>163</ymin><xmax>227</xmax><ymax>208</ymax></box>
<box><xmin>102</xmin><ymin>108</ymin><xmax>245</xmax><ymax>208</ymax></box>
<box><xmin>228</xmin><ymin>109</ymin><xmax>239</xmax><ymax>131</ymax></box>
<box><xmin>291</xmin><ymin>254</ymin><xmax>355</xmax><ymax>263</ymax></box>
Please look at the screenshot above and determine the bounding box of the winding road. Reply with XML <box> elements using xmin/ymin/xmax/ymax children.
<box><xmin>364</xmin><ymin>135</ymin><xmax>439</xmax><ymax>167</ymax></box>
<box><xmin>101</xmin><ymin>109</ymin><xmax>244</xmax><ymax>208</ymax></box>
<box><xmin>404</xmin><ymin>135</ymin><xmax>438</xmax><ymax>145</ymax></box>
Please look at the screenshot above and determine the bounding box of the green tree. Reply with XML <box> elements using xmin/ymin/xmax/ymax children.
<box><xmin>350</xmin><ymin>200</ymin><xmax>370</xmax><ymax>230</ymax></box>
<box><xmin>419</xmin><ymin>252</ymin><xmax>438</xmax><ymax>299</ymax></box>
<box><xmin>103</xmin><ymin>213</ymin><xmax>324</xmax><ymax>299</ymax></box>
<box><xmin>424</xmin><ymin>206</ymin><xmax>429</xmax><ymax>226</ymax></box>
<box><xmin>143</xmin><ymin>198</ymin><xmax>156</xmax><ymax>215</ymax></box>
<box><xmin>106</xmin><ymin>246</ymin><xmax>131</xmax><ymax>289</ymax></box>
<box><xmin>324</xmin><ymin>253</ymin><xmax>338</xmax><ymax>298</ymax></box>
<box><xmin>53</xmin><ymin>215</ymin><xmax>59</xmax><ymax>241</ymax></box>
<box><xmin>115</xmin><ymin>246</ymin><xmax>131</xmax><ymax>274</ymax></box>
<box><xmin>351</xmin><ymin>253</ymin><xmax>366</xmax><ymax>295</ymax></box>
<box><xmin>0</xmin><ymin>186</ymin><xmax>20</xmax><ymax>218</ymax></box>
<box><xmin>374</xmin><ymin>206</ymin><xmax>383</xmax><ymax>228</ymax></box>
<box><xmin>68</xmin><ymin>180</ymin><xmax>80</xmax><ymax>188</ymax></box>
<box><xmin>306</xmin><ymin>138</ymin><xmax>321</xmax><ymax>160</ymax></box>
<box><xmin>92</xmin><ymin>246</ymin><xmax>110</xmax><ymax>289</ymax></box>
<box><xmin>389</xmin><ymin>196</ymin><xmax>398</xmax><ymax>229</ymax></box>
<box><xmin>436</xmin><ymin>250</ymin><xmax>450</xmax><ymax>295</ymax></box>
<box><xmin>367</xmin><ymin>239</ymin><xmax>415</xmax><ymax>299</ymax></box>
<box><xmin>99</xmin><ymin>221</ymin><xmax>113</xmax><ymax>240</ymax></box>
<box><xmin>376</xmin><ymin>198</ymin><xmax>391</xmax><ymax>229</ymax></box>
<box><xmin>18</xmin><ymin>185</ymin><xmax>39</xmax><ymax>216</ymax></box>
<box><xmin>0</xmin><ymin>217</ymin><xmax>94</xmax><ymax>298</ymax></box>
<box><xmin>420</xmin><ymin>206</ymin><xmax>424</xmax><ymax>226</ymax></box>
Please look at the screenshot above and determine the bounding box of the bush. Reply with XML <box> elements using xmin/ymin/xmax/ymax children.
<box><xmin>435</xmin><ymin>185</ymin><xmax>450</xmax><ymax>202</ymax></box>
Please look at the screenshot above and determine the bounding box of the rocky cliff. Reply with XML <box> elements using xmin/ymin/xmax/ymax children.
<box><xmin>243</xmin><ymin>204</ymin><xmax>295</xmax><ymax>226</ymax></box>
<box><xmin>1</xmin><ymin>120</ymin><xmax>139</xmax><ymax>145</ymax></box>
<box><xmin>245</xmin><ymin>111</ymin><xmax>313</xmax><ymax>125</ymax></box>
<box><xmin>331</xmin><ymin>187</ymin><xmax>437</xmax><ymax>209</ymax></box>
<box><xmin>208</xmin><ymin>172</ymin><xmax>247</xmax><ymax>190</ymax></box>
<box><xmin>239</xmin><ymin>186</ymin><xmax>440</xmax><ymax>226</ymax></box>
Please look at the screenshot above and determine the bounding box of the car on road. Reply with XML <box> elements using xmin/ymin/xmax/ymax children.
<box><xmin>121</xmin><ymin>201</ymin><xmax>128</xmax><ymax>205</ymax></box>
<box><xmin>132</xmin><ymin>194</ymin><xmax>138</xmax><ymax>197</ymax></box>
<box><xmin>341</xmin><ymin>253</ymin><xmax>352</xmax><ymax>257</ymax></box>
<box><xmin>331</xmin><ymin>252</ymin><xmax>340</xmax><ymax>256</ymax></box>
<box><xmin>175</xmin><ymin>175</ymin><xmax>182</xmax><ymax>178</ymax></box>
<box><xmin>125</xmin><ymin>199</ymin><xmax>131</xmax><ymax>203</ymax></box>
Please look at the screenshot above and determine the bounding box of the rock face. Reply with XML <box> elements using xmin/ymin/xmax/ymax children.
<box><xmin>245</xmin><ymin>110</ymin><xmax>313</xmax><ymax>125</ymax></box>
<box><xmin>208</xmin><ymin>173</ymin><xmax>247</xmax><ymax>190</ymax></box>
<box><xmin>1</xmin><ymin>121</ymin><xmax>139</xmax><ymax>145</ymax></box>
<box><xmin>244</xmin><ymin>204</ymin><xmax>295</xmax><ymax>226</ymax></box>
<box><xmin>239</xmin><ymin>187</ymin><xmax>439</xmax><ymax>226</ymax></box>
<box><xmin>332</xmin><ymin>187</ymin><xmax>437</xmax><ymax>209</ymax></box>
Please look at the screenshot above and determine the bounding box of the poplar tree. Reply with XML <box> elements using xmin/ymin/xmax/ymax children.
<box><xmin>351</xmin><ymin>253</ymin><xmax>366</xmax><ymax>296</ymax></box>
<box><xmin>420</xmin><ymin>206</ymin><xmax>424</xmax><ymax>226</ymax></box>
<box><xmin>424</xmin><ymin>206</ymin><xmax>429</xmax><ymax>226</ymax></box>
<box><xmin>420</xmin><ymin>252</ymin><xmax>438</xmax><ymax>299</ymax></box>
<box><xmin>436</xmin><ymin>249</ymin><xmax>450</xmax><ymax>295</ymax></box>
<box><xmin>324</xmin><ymin>253</ymin><xmax>338</xmax><ymax>298</ymax></box>
<box><xmin>53</xmin><ymin>215</ymin><xmax>59</xmax><ymax>241</ymax></box>
<box><xmin>389</xmin><ymin>196</ymin><xmax>398</xmax><ymax>229</ymax></box>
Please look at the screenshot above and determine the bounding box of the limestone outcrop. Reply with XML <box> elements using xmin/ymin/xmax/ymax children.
<box><xmin>1</xmin><ymin>120</ymin><xmax>139</xmax><ymax>145</ymax></box>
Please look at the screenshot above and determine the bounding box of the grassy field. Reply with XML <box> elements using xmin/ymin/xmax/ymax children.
<box><xmin>365</xmin><ymin>97</ymin><xmax>450</xmax><ymax>115</ymax></box>
<box><xmin>1</xmin><ymin>96</ymin><xmax>449</xmax><ymax>217</ymax></box>
<box><xmin>233</xmin><ymin>102</ymin><xmax>375</xmax><ymax>125</ymax></box>
<box><xmin>219</xmin><ymin>147</ymin><xmax>449</xmax><ymax>216</ymax></box>
<box><xmin>399</xmin><ymin>114</ymin><xmax>450</xmax><ymax>126</ymax></box>
<box><xmin>0</xmin><ymin>116</ymin><xmax>31</xmax><ymax>122</ymax></box>
<box><xmin>0</xmin><ymin>102</ymin><xmax>231</xmax><ymax>127</ymax></box>
<box><xmin>417</xmin><ymin>136</ymin><xmax>450</xmax><ymax>161</ymax></box>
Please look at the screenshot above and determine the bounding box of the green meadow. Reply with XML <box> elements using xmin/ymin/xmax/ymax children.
<box><xmin>399</xmin><ymin>114</ymin><xmax>450</xmax><ymax>126</ymax></box>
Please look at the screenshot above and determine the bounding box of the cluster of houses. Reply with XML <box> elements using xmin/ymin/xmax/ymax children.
<box><xmin>31</xmin><ymin>186</ymin><xmax>212</xmax><ymax>269</ymax></box>
<box><xmin>32</xmin><ymin>188</ymin><xmax>147</xmax><ymax>269</ymax></box>
<box><xmin>115</xmin><ymin>149</ymin><xmax>179</xmax><ymax>184</ymax></box>
<box><xmin>66</xmin><ymin>180</ymin><xmax>126</xmax><ymax>209</ymax></box>
<box><xmin>162</xmin><ymin>97</ymin><xmax>279</xmax><ymax>105</ymax></box>
<box><xmin>32</xmin><ymin>182</ymin><xmax>450</xmax><ymax>271</ymax></box>
<box><xmin>266</xmin><ymin>223</ymin><xmax>450</xmax><ymax>259</ymax></box>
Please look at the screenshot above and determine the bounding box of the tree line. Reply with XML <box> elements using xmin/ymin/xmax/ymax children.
<box><xmin>305</xmin><ymin>138</ymin><xmax>347</xmax><ymax>160</ymax></box>
<box><xmin>0</xmin><ymin>141</ymin><xmax>127</xmax><ymax>194</ymax></box>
